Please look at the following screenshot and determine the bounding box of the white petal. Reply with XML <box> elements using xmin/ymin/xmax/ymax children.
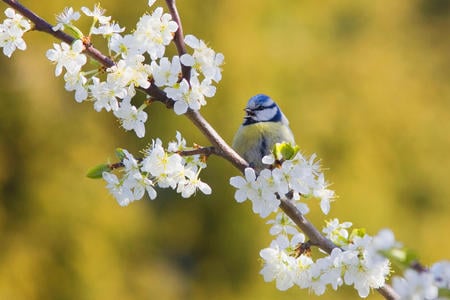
<box><xmin>234</xmin><ymin>190</ymin><xmax>247</xmax><ymax>203</ymax></box>
<box><xmin>174</xmin><ymin>100</ymin><xmax>188</xmax><ymax>115</ymax></box>
<box><xmin>184</xmin><ymin>34</ymin><xmax>199</xmax><ymax>48</ymax></box>
<box><xmin>199</xmin><ymin>182</ymin><xmax>212</xmax><ymax>195</ymax></box>
<box><xmin>229</xmin><ymin>176</ymin><xmax>246</xmax><ymax>188</ymax></box>
<box><xmin>180</xmin><ymin>54</ymin><xmax>195</xmax><ymax>66</ymax></box>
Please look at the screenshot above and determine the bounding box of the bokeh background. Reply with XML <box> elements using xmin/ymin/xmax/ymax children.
<box><xmin>0</xmin><ymin>0</ymin><xmax>449</xmax><ymax>299</ymax></box>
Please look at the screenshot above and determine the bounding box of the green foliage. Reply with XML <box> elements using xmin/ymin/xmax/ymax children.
<box><xmin>272</xmin><ymin>142</ymin><xmax>300</xmax><ymax>161</ymax></box>
<box><xmin>86</xmin><ymin>163</ymin><xmax>111</xmax><ymax>179</ymax></box>
<box><xmin>115</xmin><ymin>147</ymin><xmax>126</xmax><ymax>160</ymax></box>
<box><xmin>350</xmin><ymin>228</ymin><xmax>366</xmax><ymax>240</ymax></box>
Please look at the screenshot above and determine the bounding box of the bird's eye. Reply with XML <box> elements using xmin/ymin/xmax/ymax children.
<box><xmin>253</xmin><ymin>105</ymin><xmax>265</xmax><ymax>111</ymax></box>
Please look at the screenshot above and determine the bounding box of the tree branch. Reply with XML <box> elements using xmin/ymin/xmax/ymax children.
<box><xmin>164</xmin><ymin>0</ymin><xmax>191</xmax><ymax>81</ymax></box>
<box><xmin>185</xmin><ymin>110</ymin><xmax>248</xmax><ymax>172</ymax></box>
<box><xmin>377</xmin><ymin>285</ymin><xmax>399</xmax><ymax>300</ymax></box>
<box><xmin>178</xmin><ymin>146</ymin><xmax>216</xmax><ymax>157</ymax></box>
<box><xmin>279</xmin><ymin>198</ymin><xmax>336</xmax><ymax>253</ymax></box>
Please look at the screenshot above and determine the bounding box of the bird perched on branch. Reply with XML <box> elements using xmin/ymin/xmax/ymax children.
<box><xmin>232</xmin><ymin>94</ymin><xmax>295</xmax><ymax>170</ymax></box>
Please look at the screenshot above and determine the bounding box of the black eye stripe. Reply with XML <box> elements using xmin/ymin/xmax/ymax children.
<box><xmin>252</xmin><ymin>103</ymin><xmax>276</xmax><ymax>111</ymax></box>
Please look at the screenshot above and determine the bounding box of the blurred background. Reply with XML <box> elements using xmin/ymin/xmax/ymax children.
<box><xmin>0</xmin><ymin>0</ymin><xmax>449</xmax><ymax>299</ymax></box>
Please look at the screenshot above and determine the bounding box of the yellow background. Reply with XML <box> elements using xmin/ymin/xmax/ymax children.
<box><xmin>0</xmin><ymin>0</ymin><xmax>449</xmax><ymax>299</ymax></box>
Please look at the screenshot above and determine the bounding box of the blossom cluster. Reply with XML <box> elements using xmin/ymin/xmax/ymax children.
<box><xmin>0</xmin><ymin>3</ymin><xmax>224</xmax><ymax>138</ymax></box>
<box><xmin>229</xmin><ymin>151</ymin><xmax>334</xmax><ymax>218</ymax></box>
<box><xmin>102</xmin><ymin>132</ymin><xmax>211</xmax><ymax>206</ymax></box>
<box><xmin>260</xmin><ymin>218</ymin><xmax>392</xmax><ymax>298</ymax></box>
<box><xmin>0</xmin><ymin>8</ymin><xmax>31</xmax><ymax>57</ymax></box>
<box><xmin>392</xmin><ymin>261</ymin><xmax>450</xmax><ymax>300</ymax></box>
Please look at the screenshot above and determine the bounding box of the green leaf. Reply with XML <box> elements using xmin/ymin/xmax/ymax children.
<box><xmin>86</xmin><ymin>163</ymin><xmax>111</xmax><ymax>179</ymax></box>
<box><xmin>115</xmin><ymin>148</ymin><xmax>126</xmax><ymax>160</ymax></box>
<box><xmin>273</xmin><ymin>142</ymin><xmax>300</xmax><ymax>160</ymax></box>
<box><xmin>349</xmin><ymin>228</ymin><xmax>366</xmax><ymax>240</ymax></box>
<box><xmin>64</xmin><ymin>24</ymin><xmax>85</xmax><ymax>40</ymax></box>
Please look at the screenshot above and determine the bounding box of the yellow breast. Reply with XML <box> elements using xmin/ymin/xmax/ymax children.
<box><xmin>232</xmin><ymin>122</ymin><xmax>295</xmax><ymax>169</ymax></box>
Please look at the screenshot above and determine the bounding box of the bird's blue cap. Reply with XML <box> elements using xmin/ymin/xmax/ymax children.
<box><xmin>247</xmin><ymin>94</ymin><xmax>273</xmax><ymax>108</ymax></box>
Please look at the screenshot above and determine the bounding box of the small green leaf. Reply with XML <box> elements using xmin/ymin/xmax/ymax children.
<box><xmin>64</xmin><ymin>24</ymin><xmax>85</xmax><ymax>40</ymax></box>
<box><xmin>115</xmin><ymin>148</ymin><xmax>126</xmax><ymax>160</ymax></box>
<box><xmin>350</xmin><ymin>228</ymin><xmax>366</xmax><ymax>239</ymax></box>
<box><xmin>273</xmin><ymin>142</ymin><xmax>300</xmax><ymax>160</ymax></box>
<box><xmin>86</xmin><ymin>163</ymin><xmax>111</xmax><ymax>179</ymax></box>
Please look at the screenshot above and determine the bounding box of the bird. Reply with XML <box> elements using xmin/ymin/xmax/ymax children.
<box><xmin>232</xmin><ymin>94</ymin><xmax>295</xmax><ymax>170</ymax></box>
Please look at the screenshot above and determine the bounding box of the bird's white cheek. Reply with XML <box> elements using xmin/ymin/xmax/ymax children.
<box><xmin>257</xmin><ymin>107</ymin><xmax>277</xmax><ymax>121</ymax></box>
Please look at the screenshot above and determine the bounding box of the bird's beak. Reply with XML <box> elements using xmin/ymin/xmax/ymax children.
<box><xmin>244</xmin><ymin>108</ymin><xmax>255</xmax><ymax>117</ymax></box>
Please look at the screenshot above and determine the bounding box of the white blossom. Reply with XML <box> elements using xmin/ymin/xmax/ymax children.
<box><xmin>107</xmin><ymin>55</ymin><xmax>151</xmax><ymax>90</ymax></box>
<box><xmin>167</xmin><ymin>131</ymin><xmax>187</xmax><ymax>153</ymax></box>
<box><xmin>113</xmin><ymin>100</ymin><xmax>148</xmax><ymax>138</ymax></box>
<box><xmin>109</xmin><ymin>33</ymin><xmax>141</xmax><ymax>58</ymax></box>
<box><xmin>122</xmin><ymin>150</ymin><xmax>141</xmax><ymax>178</ymax></box>
<box><xmin>165</xmin><ymin>76</ymin><xmax>215</xmax><ymax>115</ymax></box>
<box><xmin>103</xmin><ymin>171</ymin><xmax>134</xmax><ymax>207</ymax></box>
<box><xmin>64</xmin><ymin>71</ymin><xmax>88</xmax><ymax>102</ymax></box>
<box><xmin>260</xmin><ymin>240</ymin><xmax>297</xmax><ymax>291</ymax></box>
<box><xmin>229</xmin><ymin>168</ymin><xmax>257</xmax><ymax>203</ymax></box>
<box><xmin>267</xmin><ymin>212</ymin><xmax>300</xmax><ymax>236</ymax></box>
<box><xmin>342</xmin><ymin>235</ymin><xmax>390</xmax><ymax>298</ymax></box>
<box><xmin>134</xmin><ymin>7</ymin><xmax>178</xmax><ymax>60</ymax></box>
<box><xmin>313</xmin><ymin>173</ymin><xmax>334</xmax><ymax>214</ymax></box>
<box><xmin>230</xmin><ymin>150</ymin><xmax>335</xmax><ymax>219</ymax></box>
<box><xmin>165</xmin><ymin>79</ymin><xmax>190</xmax><ymax>114</ymax></box>
<box><xmin>322</xmin><ymin>218</ymin><xmax>352</xmax><ymax>246</ymax></box>
<box><xmin>250</xmin><ymin>171</ymin><xmax>280</xmax><ymax>218</ymax></box>
<box><xmin>92</xmin><ymin>21</ymin><xmax>125</xmax><ymax>37</ymax></box>
<box><xmin>89</xmin><ymin>77</ymin><xmax>126</xmax><ymax>112</ymax></box>
<box><xmin>371</xmin><ymin>228</ymin><xmax>400</xmax><ymax>251</ymax></box>
<box><xmin>141</xmin><ymin>139</ymin><xmax>185</xmax><ymax>189</ymax></box>
<box><xmin>176</xmin><ymin>170</ymin><xmax>211</xmax><ymax>198</ymax></box>
<box><xmin>0</xmin><ymin>8</ymin><xmax>31</xmax><ymax>57</ymax></box>
<box><xmin>393</xmin><ymin>269</ymin><xmax>439</xmax><ymax>300</ymax></box>
<box><xmin>52</xmin><ymin>7</ymin><xmax>80</xmax><ymax>31</ymax></box>
<box><xmin>102</xmin><ymin>133</ymin><xmax>210</xmax><ymax>204</ymax></box>
<box><xmin>46</xmin><ymin>40</ymin><xmax>86</xmax><ymax>76</ymax></box>
<box><xmin>150</xmin><ymin>56</ymin><xmax>181</xmax><ymax>87</ymax></box>
<box><xmin>431</xmin><ymin>261</ymin><xmax>450</xmax><ymax>289</ymax></box>
<box><xmin>81</xmin><ymin>4</ymin><xmax>111</xmax><ymax>25</ymax></box>
<box><xmin>167</xmin><ymin>131</ymin><xmax>207</xmax><ymax>171</ymax></box>
<box><xmin>180</xmin><ymin>34</ymin><xmax>224</xmax><ymax>83</ymax></box>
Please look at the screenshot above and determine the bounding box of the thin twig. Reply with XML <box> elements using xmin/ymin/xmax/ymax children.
<box><xmin>377</xmin><ymin>285</ymin><xmax>400</xmax><ymax>300</ymax></box>
<box><xmin>279</xmin><ymin>198</ymin><xmax>336</xmax><ymax>253</ymax></box>
<box><xmin>184</xmin><ymin>110</ymin><xmax>248</xmax><ymax>172</ymax></box>
<box><xmin>109</xmin><ymin>161</ymin><xmax>124</xmax><ymax>170</ymax></box>
<box><xmin>164</xmin><ymin>0</ymin><xmax>191</xmax><ymax>81</ymax></box>
<box><xmin>178</xmin><ymin>146</ymin><xmax>216</xmax><ymax>157</ymax></box>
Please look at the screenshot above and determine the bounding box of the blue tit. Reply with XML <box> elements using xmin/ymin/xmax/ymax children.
<box><xmin>232</xmin><ymin>94</ymin><xmax>295</xmax><ymax>170</ymax></box>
